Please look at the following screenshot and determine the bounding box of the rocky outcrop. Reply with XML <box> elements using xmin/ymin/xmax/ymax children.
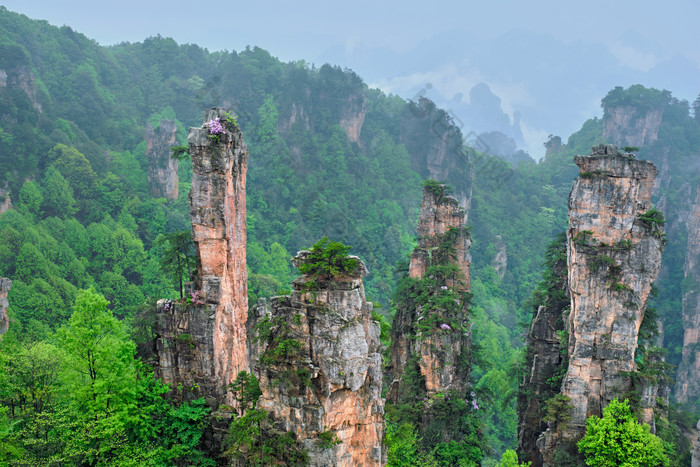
<box><xmin>676</xmin><ymin>187</ymin><xmax>700</xmax><ymax>407</ymax></box>
<box><xmin>249</xmin><ymin>253</ymin><xmax>385</xmax><ymax>466</ymax></box>
<box><xmin>491</xmin><ymin>235</ymin><xmax>508</xmax><ymax>279</ymax></box>
<box><xmin>603</xmin><ymin>105</ymin><xmax>663</xmax><ymax>148</ymax></box>
<box><xmin>388</xmin><ymin>183</ymin><xmax>472</xmax><ymax>403</ymax></box>
<box><xmin>0</xmin><ymin>184</ymin><xmax>11</xmax><ymax>215</ymax></box>
<box><xmin>517</xmin><ymin>236</ymin><xmax>568</xmax><ymax>465</ymax></box>
<box><xmin>338</xmin><ymin>93</ymin><xmax>366</xmax><ymax>144</ymax></box>
<box><xmin>156</xmin><ymin>108</ymin><xmax>248</xmax><ymax>405</ymax></box>
<box><xmin>0</xmin><ymin>278</ymin><xmax>11</xmax><ymax>335</ymax></box>
<box><xmin>145</xmin><ymin>119</ymin><xmax>179</xmax><ymax>200</ymax></box>
<box><xmin>538</xmin><ymin>145</ymin><xmax>664</xmax><ymax>463</ymax></box>
<box><xmin>0</xmin><ymin>62</ymin><xmax>42</xmax><ymax>113</ymax></box>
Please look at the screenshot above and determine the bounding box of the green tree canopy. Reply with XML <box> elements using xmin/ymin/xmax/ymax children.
<box><xmin>577</xmin><ymin>399</ymin><xmax>669</xmax><ymax>467</ymax></box>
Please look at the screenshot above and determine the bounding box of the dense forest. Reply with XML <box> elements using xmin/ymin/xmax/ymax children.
<box><xmin>0</xmin><ymin>6</ymin><xmax>698</xmax><ymax>466</ymax></box>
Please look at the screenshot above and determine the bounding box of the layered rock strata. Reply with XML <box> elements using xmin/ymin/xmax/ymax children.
<box><xmin>676</xmin><ymin>187</ymin><xmax>700</xmax><ymax>407</ymax></box>
<box><xmin>539</xmin><ymin>145</ymin><xmax>664</xmax><ymax>463</ymax></box>
<box><xmin>146</xmin><ymin>119</ymin><xmax>179</xmax><ymax>200</ymax></box>
<box><xmin>156</xmin><ymin>108</ymin><xmax>248</xmax><ymax>405</ymax></box>
<box><xmin>249</xmin><ymin>253</ymin><xmax>385</xmax><ymax>466</ymax></box>
<box><xmin>388</xmin><ymin>184</ymin><xmax>472</xmax><ymax>402</ymax></box>
<box><xmin>0</xmin><ymin>278</ymin><xmax>11</xmax><ymax>335</ymax></box>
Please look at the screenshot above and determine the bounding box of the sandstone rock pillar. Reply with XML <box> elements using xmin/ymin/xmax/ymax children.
<box><xmin>156</xmin><ymin>108</ymin><xmax>248</xmax><ymax>405</ymax></box>
<box><xmin>676</xmin><ymin>187</ymin><xmax>700</xmax><ymax>407</ymax></box>
<box><xmin>388</xmin><ymin>183</ymin><xmax>472</xmax><ymax>403</ymax></box>
<box><xmin>249</xmin><ymin>253</ymin><xmax>385</xmax><ymax>466</ymax></box>
<box><xmin>0</xmin><ymin>278</ymin><xmax>11</xmax><ymax>335</ymax></box>
<box><xmin>146</xmin><ymin>119</ymin><xmax>179</xmax><ymax>200</ymax></box>
<box><xmin>539</xmin><ymin>145</ymin><xmax>664</xmax><ymax>462</ymax></box>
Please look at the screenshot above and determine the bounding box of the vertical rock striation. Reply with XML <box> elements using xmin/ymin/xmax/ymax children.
<box><xmin>146</xmin><ymin>119</ymin><xmax>179</xmax><ymax>200</ymax></box>
<box><xmin>249</xmin><ymin>253</ymin><xmax>385</xmax><ymax>466</ymax></box>
<box><xmin>603</xmin><ymin>105</ymin><xmax>663</xmax><ymax>148</ymax></box>
<box><xmin>0</xmin><ymin>277</ymin><xmax>11</xmax><ymax>335</ymax></box>
<box><xmin>676</xmin><ymin>187</ymin><xmax>700</xmax><ymax>407</ymax></box>
<box><xmin>539</xmin><ymin>145</ymin><xmax>664</xmax><ymax>462</ymax></box>
<box><xmin>156</xmin><ymin>108</ymin><xmax>248</xmax><ymax>405</ymax></box>
<box><xmin>517</xmin><ymin>236</ymin><xmax>569</xmax><ymax>465</ymax></box>
<box><xmin>388</xmin><ymin>183</ymin><xmax>472</xmax><ymax>404</ymax></box>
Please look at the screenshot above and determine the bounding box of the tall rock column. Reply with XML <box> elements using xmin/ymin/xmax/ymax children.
<box><xmin>146</xmin><ymin>119</ymin><xmax>179</xmax><ymax>200</ymax></box>
<box><xmin>387</xmin><ymin>183</ymin><xmax>472</xmax><ymax>410</ymax></box>
<box><xmin>156</xmin><ymin>108</ymin><xmax>248</xmax><ymax>406</ymax></box>
<box><xmin>249</xmin><ymin>253</ymin><xmax>385</xmax><ymax>466</ymax></box>
<box><xmin>676</xmin><ymin>187</ymin><xmax>700</xmax><ymax>408</ymax></box>
<box><xmin>0</xmin><ymin>278</ymin><xmax>11</xmax><ymax>335</ymax></box>
<box><xmin>539</xmin><ymin>145</ymin><xmax>664</xmax><ymax>461</ymax></box>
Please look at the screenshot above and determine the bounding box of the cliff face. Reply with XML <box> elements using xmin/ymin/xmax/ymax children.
<box><xmin>676</xmin><ymin>187</ymin><xmax>700</xmax><ymax>406</ymax></box>
<box><xmin>603</xmin><ymin>105</ymin><xmax>663</xmax><ymax>148</ymax></box>
<box><xmin>517</xmin><ymin>237</ymin><xmax>568</xmax><ymax>465</ymax></box>
<box><xmin>0</xmin><ymin>64</ymin><xmax>42</xmax><ymax>113</ymax></box>
<box><xmin>156</xmin><ymin>108</ymin><xmax>248</xmax><ymax>405</ymax></box>
<box><xmin>0</xmin><ymin>184</ymin><xmax>11</xmax><ymax>216</ymax></box>
<box><xmin>0</xmin><ymin>277</ymin><xmax>11</xmax><ymax>335</ymax></box>
<box><xmin>249</xmin><ymin>254</ymin><xmax>385</xmax><ymax>466</ymax></box>
<box><xmin>388</xmin><ymin>184</ymin><xmax>472</xmax><ymax>403</ymax></box>
<box><xmin>338</xmin><ymin>93</ymin><xmax>366</xmax><ymax>144</ymax></box>
<box><xmin>539</xmin><ymin>145</ymin><xmax>664</xmax><ymax>462</ymax></box>
<box><xmin>145</xmin><ymin>119</ymin><xmax>179</xmax><ymax>200</ymax></box>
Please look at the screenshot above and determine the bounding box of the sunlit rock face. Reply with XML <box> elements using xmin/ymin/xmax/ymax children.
<box><xmin>387</xmin><ymin>184</ymin><xmax>472</xmax><ymax>409</ymax></box>
<box><xmin>156</xmin><ymin>108</ymin><xmax>249</xmax><ymax>406</ymax></box>
<box><xmin>249</xmin><ymin>254</ymin><xmax>385</xmax><ymax>467</ymax></box>
<box><xmin>538</xmin><ymin>145</ymin><xmax>664</xmax><ymax>464</ymax></box>
<box><xmin>0</xmin><ymin>278</ymin><xmax>11</xmax><ymax>335</ymax></box>
<box><xmin>145</xmin><ymin>119</ymin><xmax>179</xmax><ymax>200</ymax></box>
<box><xmin>676</xmin><ymin>187</ymin><xmax>700</xmax><ymax>407</ymax></box>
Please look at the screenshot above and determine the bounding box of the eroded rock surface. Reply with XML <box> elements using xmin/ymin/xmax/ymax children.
<box><xmin>388</xmin><ymin>184</ymin><xmax>472</xmax><ymax>403</ymax></box>
<box><xmin>0</xmin><ymin>278</ymin><xmax>11</xmax><ymax>335</ymax></box>
<box><xmin>249</xmin><ymin>254</ymin><xmax>385</xmax><ymax>467</ymax></box>
<box><xmin>539</xmin><ymin>145</ymin><xmax>664</xmax><ymax>463</ymax></box>
<box><xmin>517</xmin><ymin>237</ymin><xmax>568</xmax><ymax>465</ymax></box>
<box><xmin>676</xmin><ymin>187</ymin><xmax>700</xmax><ymax>407</ymax></box>
<box><xmin>603</xmin><ymin>105</ymin><xmax>663</xmax><ymax>148</ymax></box>
<box><xmin>156</xmin><ymin>108</ymin><xmax>249</xmax><ymax>405</ymax></box>
<box><xmin>146</xmin><ymin>119</ymin><xmax>179</xmax><ymax>200</ymax></box>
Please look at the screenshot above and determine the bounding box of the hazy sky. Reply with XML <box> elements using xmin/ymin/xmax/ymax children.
<box><xmin>3</xmin><ymin>1</ymin><xmax>699</xmax><ymax>157</ymax></box>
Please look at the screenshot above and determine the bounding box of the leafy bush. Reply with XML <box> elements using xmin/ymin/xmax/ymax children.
<box><xmin>297</xmin><ymin>237</ymin><xmax>358</xmax><ymax>279</ymax></box>
<box><xmin>577</xmin><ymin>399</ymin><xmax>668</xmax><ymax>467</ymax></box>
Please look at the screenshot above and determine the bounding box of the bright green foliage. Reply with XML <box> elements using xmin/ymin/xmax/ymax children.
<box><xmin>577</xmin><ymin>399</ymin><xmax>669</xmax><ymax>467</ymax></box>
<box><xmin>640</xmin><ymin>207</ymin><xmax>666</xmax><ymax>227</ymax></box>
<box><xmin>41</xmin><ymin>166</ymin><xmax>77</xmax><ymax>218</ymax></box>
<box><xmin>495</xmin><ymin>449</ymin><xmax>531</xmax><ymax>466</ymax></box>
<box><xmin>297</xmin><ymin>237</ymin><xmax>358</xmax><ymax>279</ymax></box>
<box><xmin>17</xmin><ymin>180</ymin><xmax>43</xmax><ymax>217</ymax></box>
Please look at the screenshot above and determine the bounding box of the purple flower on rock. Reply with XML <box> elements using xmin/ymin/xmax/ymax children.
<box><xmin>206</xmin><ymin>117</ymin><xmax>224</xmax><ymax>135</ymax></box>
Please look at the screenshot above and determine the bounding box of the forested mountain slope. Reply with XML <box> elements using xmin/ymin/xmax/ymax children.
<box><xmin>0</xmin><ymin>5</ymin><xmax>698</xmax><ymax>465</ymax></box>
